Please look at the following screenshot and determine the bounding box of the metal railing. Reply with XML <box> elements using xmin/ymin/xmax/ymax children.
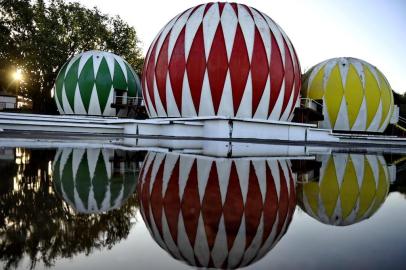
<box><xmin>300</xmin><ymin>98</ymin><xmax>323</xmax><ymax>113</ymax></box>
<box><xmin>113</xmin><ymin>96</ymin><xmax>143</xmax><ymax>106</ymax></box>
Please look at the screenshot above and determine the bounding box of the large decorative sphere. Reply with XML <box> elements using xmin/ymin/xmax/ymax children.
<box><xmin>142</xmin><ymin>2</ymin><xmax>301</xmax><ymax>120</ymax></box>
<box><xmin>302</xmin><ymin>57</ymin><xmax>394</xmax><ymax>132</ymax></box>
<box><xmin>53</xmin><ymin>148</ymin><xmax>137</xmax><ymax>213</ymax></box>
<box><xmin>138</xmin><ymin>152</ymin><xmax>296</xmax><ymax>268</ymax></box>
<box><xmin>54</xmin><ymin>50</ymin><xmax>142</xmax><ymax>116</ymax></box>
<box><xmin>297</xmin><ymin>154</ymin><xmax>390</xmax><ymax>226</ymax></box>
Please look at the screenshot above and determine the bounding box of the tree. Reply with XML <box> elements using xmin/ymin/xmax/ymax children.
<box><xmin>0</xmin><ymin>0</ymin><xmax>144</xmax><ymax>113</ymax></box>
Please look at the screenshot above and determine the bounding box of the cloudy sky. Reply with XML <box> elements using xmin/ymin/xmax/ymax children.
<box><xmin>74</xmin><ymin>0</ymin><xmax>406</xmax><ymax>93</ymax></box>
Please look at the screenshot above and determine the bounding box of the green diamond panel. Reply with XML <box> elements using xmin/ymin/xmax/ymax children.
<box><xmin>95</xmin><ymin>57</ymin><xmax>113</xmax><ymax>114</ymax></box>
<box><xmin>78</xmin><ymin>57</ymin><xmax>95</xmax><ymax>113</ymax></box>
<box><xmin>64</xmin><ymin>57</ymin><xmax>81</xmax><ymax>110</ymax></box>
<box><xmin>113</xmin><ymin>59</ymin><xmax>128</xmax><ymax>91</ymax></box>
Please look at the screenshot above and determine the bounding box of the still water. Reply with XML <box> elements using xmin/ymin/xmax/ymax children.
<box><xmin>1</xmin><ymin>146</ymin><xmax>405</xmax><ymax>269</ymax></box>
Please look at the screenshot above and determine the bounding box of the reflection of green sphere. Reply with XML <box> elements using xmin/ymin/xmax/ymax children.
<box><xmin>53</xmin><ymin>50</ymin><xmax>142</xmax><ymax>116</ymax></box>
<box><xmin>297</xmin><ymin>154</ymin><xmax>390</xmax><ymax>226</ymax></box>
<box><xmin>53</xmin><ymin>148</ymin><xmax>137</xmax><ymax>213</ymax></box>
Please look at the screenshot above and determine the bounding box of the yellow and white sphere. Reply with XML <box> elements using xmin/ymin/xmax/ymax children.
<box><xmin>297</xmin><ymin>154</ymin><xmax>390</xmax><ymax>226</ymax></box>
<box><xmin>302</xmin><ymin>57</ymin><xmax>394</xmax><ymax>132</ymax></box>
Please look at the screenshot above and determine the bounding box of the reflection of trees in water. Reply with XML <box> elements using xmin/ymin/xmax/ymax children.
<box><xmin>0</xmin><ymin>148</ymin><xmax>142</xmax><ymax>270</ymax></box>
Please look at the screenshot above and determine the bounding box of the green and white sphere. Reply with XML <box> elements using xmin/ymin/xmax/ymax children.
<box><xmin>54</xmin><ymin>50</ymin><xmax>142</xmax><ymax>116</ymax></box>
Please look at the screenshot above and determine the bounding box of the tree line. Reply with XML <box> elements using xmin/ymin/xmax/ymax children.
<box><xmin>0</xmin><ymin>0</ymin><xmax>144</xmax><ymax>113</ymax></box>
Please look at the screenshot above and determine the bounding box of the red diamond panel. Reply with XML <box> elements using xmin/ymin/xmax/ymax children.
<box><xmin>263</xmin><ymin>162</ymin><xmax>278</xmax><ymax>243</ymax></box>
<box><xmin>186</xmin><ymin>25</ymin><xmax>206</xmax><ymax>113</ymax></box>
<box><xmin>150</xmin><ymin>160</ymin><xmax>164</xmax><ymax>238</ymax></box>
<box><xmin>276</xmin><ymin>164</ymin><xmax>289</xmax><ymax>237</ymax></box>
<box><xmin>181</xmin><ymin>161</ymin><xmax>201</xmax><ymax>246</ymax></box>
<box><xmin>163</xmin><ymin>160</ymin><xmax>181</xmax><ymax>243</ymax></box>
<box><xmin>223</xmin><ymin>162</ymin><xmax>244</xmax><ymax>249</ymax></box>
<box><xmin>155</xmin><ymin>32</ymin><xmax>171</xmax><ymax>113</ymax></box>
<box><xmin>207</xmin><ymin>25</ymin><xmax>228</xmax><ymax>114</ymax></box>
<box><xmin>282</xmin><ymin>40</ymin><xmax>294</xmax><ymax>117</ymax></box>
<box><xmin>202</xmin><ymin>163</ymin><xmax>223</xmax><ymax>249</ymax></box>
<box><xmin>145</xmin><ymin>38</ymin><xmax>159</xmax><ymax>113</ymax></box>
<box><xmin>244</xmin><ymin>162</ymin><xmax>263</xmax><ymax>248</ymax></box>
<box><xmin>168</xmin><ymin>27</ymin><xmax>186</xmax><ymax>112</ymax></box>
<box><xmin>251</xmin><ymin>27</ymin><xmax>269</xmax><ymax>115</ymax></box>
<box><xmin>229</xmin><ymin>24</ymin><xmax>250</xmax><ymax>114</ymax></box>
<box><xmin>269</xmin><ymin>33</ymin><xmax>284</xmax><ymax>119</ymax></box>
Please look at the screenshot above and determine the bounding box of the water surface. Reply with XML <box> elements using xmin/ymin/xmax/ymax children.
<box><xmin>1</xmin><ymin>146</ymin><xmax>405</xmax><ymax>269</ymax></box>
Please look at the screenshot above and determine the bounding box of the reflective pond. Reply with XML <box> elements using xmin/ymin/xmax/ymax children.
<box><xmin>1</xmin><ymin>145</ymin><xmax>406</xmax><ymax>269</ymax></box>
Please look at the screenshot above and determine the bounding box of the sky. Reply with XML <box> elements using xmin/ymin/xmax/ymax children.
<box><xmin>73</xmin><ymin>0</ymin><xmax>406</xmax><ymax>93</ymax></box>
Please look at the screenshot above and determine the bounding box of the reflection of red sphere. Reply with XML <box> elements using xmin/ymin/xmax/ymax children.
<box><xmin>138</xmin><ymin>152</ymin><xmax>296</xmax><ymax>268</ymax></box>
<box><xmin>142</xmin><ymin>2</ymin><xmax>301</xmax><ymax>120</ymax></box>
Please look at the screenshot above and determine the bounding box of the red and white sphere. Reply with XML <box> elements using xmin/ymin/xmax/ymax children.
<box><xmin>142</xmin><ymin>2</ymin><xmax>301</xmax><ymax>120</ymax></box>
<box><xmin>138</xmin><ymin>152</ymin><xmax>296</xmax><ymax>268</ymax></box>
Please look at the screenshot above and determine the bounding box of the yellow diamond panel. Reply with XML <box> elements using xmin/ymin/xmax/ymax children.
<box><xmin>320</xmin><ymin>157</ymin><xmax>340</xmax><ymax>218</ymax></box>
<box><xmin>325</xmin><ymin>65</ymin><xmax>344</xmax><ymax>128</ymax></box>
<box><xmin>340</xmin><ymin>158</ymin><xmax>359</xmax><ymax>219</ymax></box>
<box><xmin>303</xmin><ymin>181</ymin><xmax>320</xmax><ymax>216</ymax></box>
<box><xmin>377</xmin><ymin>71</ymin><xmax>393</xmax><ymax>129</ymax></box>
<box><xmin>371</xmin><ymin>162</ymin><xmax>389</xmax><ymax>213</ymax></box>
<box><xmin>344</xmin><ymin>64</ymin><xmax>364</xmax><ymax>129</ymax></box>
<box><xmin>364</xmin><ymin>66</ymin><xmax>381</xmax><ymax>129</ymax></box>
<box><xmin>357</xmin><ymin>159</ymin><xmax>376</xmax><ymax>220</ymax></box>
<box><xmin>307</xmin><ymin>65</ymin><xmax>326</xmax><ymax>100</ymax></box>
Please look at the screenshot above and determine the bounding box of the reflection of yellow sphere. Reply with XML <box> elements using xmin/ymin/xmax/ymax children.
<box><xmin>302</xmin><ymin>57</ymin><xmax>394</xmax><ymax>132</ymax></box>
<box><xmin>297</xmin><ymin>154</ymin><xmax>390</xmax><ymax>226</ymax></box>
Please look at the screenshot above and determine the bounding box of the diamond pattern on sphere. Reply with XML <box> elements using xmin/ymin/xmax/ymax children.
<box><xmin>64</xmin><ymin>57</ymin><xmax>81</xmax><ymax>110</ymax></box>
<box><xmin>125</xmin><ymin>63</ymin><xmax>138</xmax><ymax>97</ymax></box>
<box><xmin>95</xmin><ymin>57</ymin><xmax>113</xmax><ymax>114</ymax></box>
<box><xmin>202</xmin><ymin>164</ymin><xmax>223</xmax><ymax>248</ymax></box>
<box><xmin>276</xmin><ymin>164</ymin><xmax>289</xmax><ymax>235</ymax></box>
<box><xmin>169</xmin><ymin>27</ymin><xmax>186</xmax><ymax>112</ymax></box>
<box><xmin>289</xmin><ymin>46</ymin><xmax>301</xmax><ymax>117</ymax></box>
<box><xmin>324</xmin><ymin>65</ymin><xmax>344</xmax><ymax>128</ymax></box>
<box><xmin>263</xmin><ymin>163</ymin><xmax>278</xmax><ymax>243</ymax></box>
<box><xmin>244</xmin><ymin>163</ymin><xmax>263</xmax><ymax>248</ymax></box>
<box><xmin>78</xmin><ymin>57</ymin><xmax>94</xmax><ymax>112</ymax></box>
<box><xmin>269</xmin><ymin>33</ymin><xmax>284</xmax><ymax>118</ymax></box>
<box><xmin>155</xmin><ymin>32</ymin><xmax>171</xmax><ymax>113</ymax></box>
<box><xmin>302</xmin><ymin>57</ymin><xmax>394</xmax><ymax>132</ymax></box>
<box><xmin>282</xmin><ymin>40</ymin><xmax>295</xmax><ymax>116</ymax></box>
<box><xmin>146</xmin><ymin>40</ymin><xmax>160</xmax><ymax>113</ymax></box>
<box><xmin>181</xmin><ymin>161</ymin><xmax>201</xmax><ymax>246</ymax></box>
<box><xmin>223</xmin><ymin>162</ymin><xmax>244</xmax><ymax>249</ymax></box>
<box><xmin>186</xmin><ymin>25</ymin><xmax>206</xmax><ymax>112</ymax></box>
<box><xmin>55</xmin><ymin>62</ymin><xmax>68</xmax><ymax>110</ymax></box>
<box><xmin>251</xmin><ymin>28</ymin><xmax>269</xmax><ymax>114</ymax></box>
<box><xmin>164</xmin><ymin>160</ymin><xmax>181</xmax><ymax>242</ymax></box>
<box><xmin>207</xmin><ymin>25</ymin><xmax>228</xmax><ymax>113</ymax></box>
<box><xmin>229</xmin><ymin>24</ymin><xmax>250</xmax><ymax>113</ymax></box>
<box><xmin>150</xmin><ymin>160</ymin><xmax>164</xmax><ymax>237</ymax></box>
<box><xmin>113</xmin><ymin>59</ymin><xmax>128</xmax><ymax>90</ymax></box>
<box><xmin>138</xmin><ymin>153</ymin><xmax>296</xmax><ymax>269</ymax></box>
<box><xmin>142</xmin><ymin>2</ymin><xmax>301</xmax><ymax>120</ymax></box>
